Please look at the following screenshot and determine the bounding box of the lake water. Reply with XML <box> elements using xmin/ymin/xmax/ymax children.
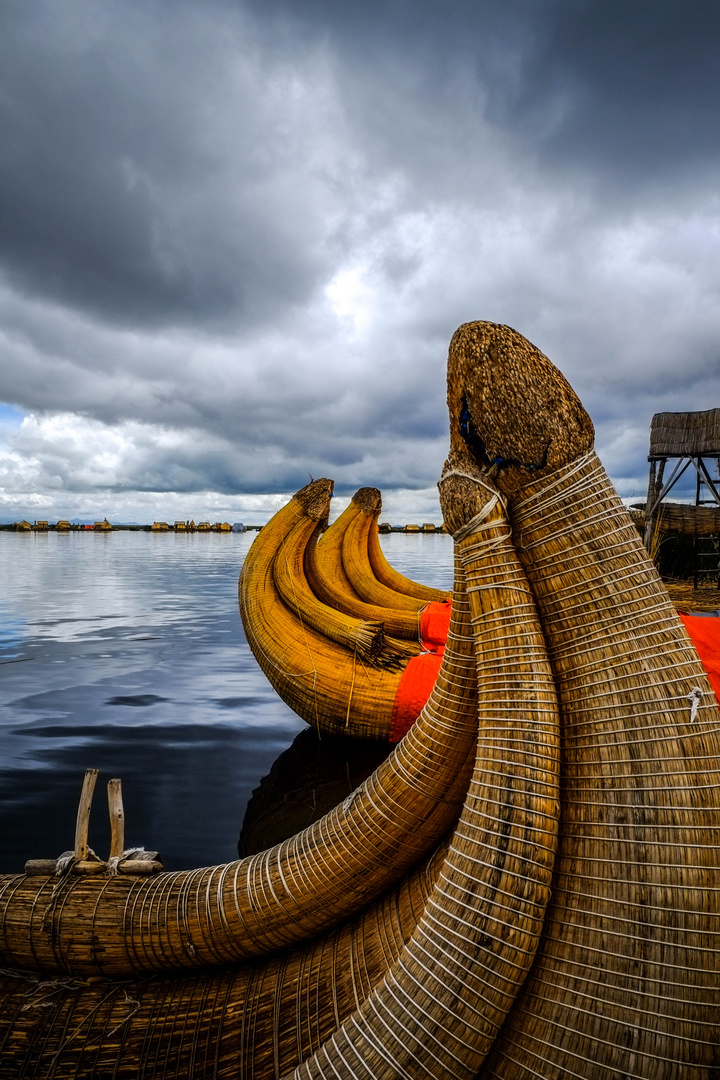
<box><xmin>0</xmin><ymin>529</ymin><xmax>452</xmax><ymax>874</ymax></box>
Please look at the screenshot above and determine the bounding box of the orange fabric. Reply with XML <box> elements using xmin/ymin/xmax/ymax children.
<box><xmin>420</xmin><ymin>601</ymin><xmax>452</xmax><ymax>647</ymax></box>
<box><xmin>389</xmin><ymin>652</ymin><xmax>444</xmax><ymax>742</ymax></box>
<box><xmin>679</xmin><ymin>613</ymin><xmax>720</xmax><ymax>701</ymax></box>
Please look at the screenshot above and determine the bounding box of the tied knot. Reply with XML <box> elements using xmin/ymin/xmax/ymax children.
<box><xmin>686</xmin><ymin>686</ymin><xmax>703</xmax><ymax>723</ymax></box>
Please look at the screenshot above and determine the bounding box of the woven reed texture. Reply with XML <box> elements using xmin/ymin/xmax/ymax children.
<box><xmin>656</xmin><ymin>500</ymin><xmax>720</xmax><ymax>537</ymax></box>
<box><xmin>0</xmin><ymin>518</ymin><xmax>479</xmax><ymax>979</ymax></box>
<box><xmin>480</xmin><ymin>451</ymin><xmax>720</xmax><ymax>1079</ymax></box>
<box><xmin>650</xmin><ymin>408</ymin><xmax>720</xmax><ymax>458</ymax></box>
<box><xmin>442</xmin><ymin>322</ymin><xmax>720</xmax><ymax>1075</ymax></box>
<box><xmin>308</xmin><ymin>506</ymin><xmax>425</xmax><ymax>641</ymax></box>
<box><xmin>445</xmin><ymin>322</ymin><xmax>595</xmax><ymax>502</ymax></box>
<box><xmin>666</xmin><ymin>580</ymin><xmax>720</xmax><ymax>613</ymax></box>
<box><xmin>285</xmin><ymin>470</ymin><xmax>561</xmax><ymax>1080</ymax></box>
<box><xmin>0</xmin><ymin>840</ymin><xmax>448</xmax><ymax>1079</ymax></box>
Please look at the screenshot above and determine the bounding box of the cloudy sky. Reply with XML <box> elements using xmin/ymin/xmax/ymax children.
<box><xmin>1</xmin><ymin>0</ymin><xmax>719</xmax><ymax>524</ymax></box>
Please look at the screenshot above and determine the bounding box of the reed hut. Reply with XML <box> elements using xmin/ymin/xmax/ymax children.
<box><xmin>644</xmin><ymin>408</ymin><xmax>720</xmax><ymax>586</ymax></box>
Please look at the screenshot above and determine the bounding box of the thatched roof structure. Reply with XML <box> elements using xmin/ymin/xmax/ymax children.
<box><xmin>649</xmin><ymin>408</ymin><xmax>720</xmax><ymax>458</ymax></box>
<box><xmin>657</xmin><ymin>500</ymin><xmax>720</xmax><ymax>536</ymax></box>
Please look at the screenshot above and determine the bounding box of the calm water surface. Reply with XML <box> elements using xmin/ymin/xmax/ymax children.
<box><xmin>0</xmin><ymin>530</ymin><xmax>452</xmax><ymax>873</ymax></box>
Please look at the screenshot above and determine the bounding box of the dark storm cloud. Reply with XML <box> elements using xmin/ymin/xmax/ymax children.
<box><xmin>246</xmin><ymin>0</ymin><xmax>720</xmax><ymax>186</ymax></box>
<box><xmin>1</xmin><ymin>0</ymin><xmax>719</xmax><ymax>520</ymax></box>
<box><xmin>2</xmin><ymin>0</ymin><xmax>718</xmax><ymax>332</ymax></box>
<box><xmin>0</xmin><ymin>1</ymin><xmax>337</xmax><ymax>328</ymax></box>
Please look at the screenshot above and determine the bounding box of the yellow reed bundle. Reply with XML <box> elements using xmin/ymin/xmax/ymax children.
<box><xmin>307</xmin><ymin>499</ymin><xmax>424</xmax><ymax>641</ymax></box>
<box><xmin>340</xmin><ymin>487</ymin><xmax>442</xmax><ymax>609</ymax></box>
<box><xmin>239</xmin><ymin>478</ymin><xmax>410</xmax><ymax>738</ymax></box>
<box><xmin>273</xmin><ymin>511</ymin><xmax>385</xmax><ymax>660</ymax></box>
<box><xmin>360</xmin><ymin>489</ymin><xmax>450</xmax><ymax>603</ymax></box>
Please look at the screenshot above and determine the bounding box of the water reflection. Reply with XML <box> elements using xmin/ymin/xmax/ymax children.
<box><xmin>239</xmin><ymin>728</ymin><xmax>391</xmax><ymax>856</ymax></box>
<box><xmin>0</xmin><ymin>530</ymin><xmax>452</xmax><ymax>874</ymax></box>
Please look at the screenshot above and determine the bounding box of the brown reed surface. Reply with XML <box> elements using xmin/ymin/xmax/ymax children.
<box><xmin>483</xmin><ymin>454</ymin><xmax>720</xmax><ymax>1078</ymax></box>
<box><xmin>362</xmin><ymin>490</ymin><xmax>450</xmax><ymax>604</ymax></box>
<box><xmin>440</xmin><ymin>323</ymin><xmax>720</xmax><ymax>1077</ymax></box>
<box><xmin>446</xmin><ymin>321</ymin><xmax>594</xmax><ymax>501</ymax></box>
<box><xmin>0</xmin><ymin>841</ymin><xmax>449</xmax><ymax>1079</ymax></box>
<box><xmin>666</xmin><ymin>578</ymin><xmax>720</xmax><ymax>612</ymax></box>
<box><xmin>286</xmin><ymin>468</ymin><xmax>561</xmax><ymax>1078</ymax></box>
<box><xmin>650</xmin><ymin>407</ymin><xmax>720</xmax><ymax>457</ymax></box>
<box><xmin>657</xmin><ymin>501</ymin><xmax>720</xmax><ymax>537</ymax></box>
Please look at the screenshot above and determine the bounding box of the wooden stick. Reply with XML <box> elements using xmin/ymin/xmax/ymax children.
<box><xmin>107</xmin><ymin>778</ymin><xmax>124</xmax><ymax>859</ymax></box>
<box><xmin>74</xmin><ymin>769</ymin><xmax>98</xmax><ymax>862</ymax></box>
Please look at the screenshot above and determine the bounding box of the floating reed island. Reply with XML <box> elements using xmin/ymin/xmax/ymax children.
<box><xmin>0</xmin><ymin>320</ymin><xmax>719</xmax><ymax>1078</ymax></box>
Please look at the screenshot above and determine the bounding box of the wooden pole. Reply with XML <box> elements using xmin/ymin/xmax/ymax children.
<box><xmin>108</xmin><ymin>778</ymin><xmax>125</xmax><ymax>859</ymax></box>
<box><xmin>74</xmin><ymin>768</ymin><xmax>98</xmax><ymax>861</ymax></box>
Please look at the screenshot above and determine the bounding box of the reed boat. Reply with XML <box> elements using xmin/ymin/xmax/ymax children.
<box><xmin>0</xmin><ymin>320</ymin><xmax>718</xmax><ymax>1079</ymax></box>
<box><xmin>239</xmin><ymin>480</ymin><xmax>450</xmax><ymax>741</ymax></box>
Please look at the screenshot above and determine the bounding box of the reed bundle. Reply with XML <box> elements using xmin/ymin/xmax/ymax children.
<box><xmin>0</xmin><ymin>495</ymin><xmax>479</xmax><ymax>980</ymax></box>
<box><xmin>364</xmin><ymin>491</ymin><xmax>450</xmax><ymax>604</ymax></box>
<box><xmin>446</xmin><ymin>321</ymin><xmax>720</xmax><ymax>1079</ymax></box>
<box><xmin>240</xmin><ymin>476</ymin><xmax>455</xmax><ymax>741</ymax></box>
<box><xmin>0</xmin><ymin>842</ymin><xmax>447</xmax><ymax>1078</ymax></box>
<box><xmin>239</xmin><ymin>479</ymin><xmax>413</xmax><ymax>739</ymax></box>
<box><xmin>273</xmin><ymin>510</ymin><xmax>385</xmax><ymax>661</ymax></box>
<box><xmin>666</xmin><ymin>579</ymin><xmax>720</xmax><ymax>613</ymax></box>
<box><xmin>649</xmin><ymin>407</ymin><xmax>720</xmax><ymax>458</ymax></box>
<box><xmin>656</xmin><ymin>500</ymin><xmax>720</xmax><ymax>537</ymax></box>
<box><xmin>308</xmin><ymin>498</ymin><xmax>425</xmax><ymax>641</ymax></box>
<box><xmin>340</xmin><ymin>487</ymin><xmax>450</xmax><ymax>607</ymax></box>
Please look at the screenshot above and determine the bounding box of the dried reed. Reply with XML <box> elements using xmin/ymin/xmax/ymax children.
<box><xmin>445</xmin><ymin>322</ymin><xmax>720</xmax><ymax>1079</ymax></box>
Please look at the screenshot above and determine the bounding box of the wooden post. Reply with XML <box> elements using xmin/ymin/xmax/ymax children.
<box><xmin>74</xmin><ymin>768</ymin><xmax>98</xmax><ymax>861</ymax></box>
<box><xmin>644</xmin><ymin>460</ymin><xmax>657</xmax><ymax>550</ymax></box>
<box><xmin>644</xmin><ymin>457</ymin><xmax>666</xmax><ymax>552</ymax></box>
<box><xmin>108</xmin><ymin>778</ymin><xmax>125</xmax><ymax>859</ymax></box>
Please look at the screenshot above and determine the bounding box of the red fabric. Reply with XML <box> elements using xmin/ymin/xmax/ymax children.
<box><xmin>389</xmin><ymin>652</ymin><xmax>444</xmax><ymax>743</ymax></box>
<box><xmin>679</xmin><ymin>613</ymin><xmax>720</xmax><ymax>701</ymax></box>
<box><xmin>420</xmin><ymin>601</ymin><xmax>452</xmax><ymax>647</ymax></box>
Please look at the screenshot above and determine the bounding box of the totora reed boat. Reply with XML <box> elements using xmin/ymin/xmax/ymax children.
<box><xmin>0</xmin><ymin>320</ymin><xmax>718</xmax><ymax>1077</ymax></box>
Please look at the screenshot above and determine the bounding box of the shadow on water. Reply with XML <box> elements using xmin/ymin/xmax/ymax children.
<box><xmin>239</xmin><ymin>728</ymin><xmax>391</xmax><ymax>857</ymax></box>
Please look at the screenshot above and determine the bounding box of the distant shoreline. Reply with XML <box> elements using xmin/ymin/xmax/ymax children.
<box><xmin>0</xmin><ymin>521</ymin><xmax>446</xmax><ymax>534</ymax></box>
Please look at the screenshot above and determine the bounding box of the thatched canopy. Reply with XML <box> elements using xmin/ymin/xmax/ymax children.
<box><xmin>657</xmin><ymin>501</ymin><xmax>720</xmax><ymax>536</ymax></box>
<box><xmin>649</xmin><ymin>408</ymin><xmax>720</xmax><ymax>458</ymax></box>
